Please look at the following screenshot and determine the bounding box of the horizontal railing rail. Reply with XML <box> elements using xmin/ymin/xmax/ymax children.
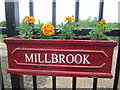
<box><xmin>1</xmin><ymin>27</ymin><xmax>120</xmax><ymax>36</ymax></box>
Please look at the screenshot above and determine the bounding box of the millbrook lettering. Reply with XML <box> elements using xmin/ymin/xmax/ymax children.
<box><xmin>25</xmin><ymin>53</ymin><xmax>90</xmax><ymax>64</ymax></box>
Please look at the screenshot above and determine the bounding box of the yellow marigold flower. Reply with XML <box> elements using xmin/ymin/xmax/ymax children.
<box><xmin>64</xmin><ymin>16</ymin><xmax>74</xmax><ymax>22</ymax></box>
<box><xmin>101</xmin><ymin>19</ymin><xmax>106</xmax><ymax>24</ymax></box>
<box><xmin>41</xmin><ymin>23</ymin><xmax>54</xmax><ymax>36</ymax></box>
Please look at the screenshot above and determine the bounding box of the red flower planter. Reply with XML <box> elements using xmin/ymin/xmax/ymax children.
<box><xmin>4</xmin><ymin>37</ymin><xmax>117</xmax><ymax>78</ymax></box>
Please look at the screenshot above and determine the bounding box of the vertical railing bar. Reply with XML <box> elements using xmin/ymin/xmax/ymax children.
<box><xmin>29</xmin><ymin>0</ymin><xmax>34</xmax><ymax>17</ymax></box>
<box><xmin>5</xmin><ymin>0</ymin><xmax>20</xmax><ymax>37</ymax></box>
<box><xmin>52</xmin><ymin>0</ymin><xmax>56</xmax><ymax>27</ymax></box>
<box><xmin>52</xmin><ymin>76</ymin><xmax>56</xmax><ymax>90</ymax></box>
<box><xmin>75</xmin><ymin>0</ymin><xmax>79</xmax><ymax>22</ymax></box>
<box><xmin>5</xmin><ymin>0</ymin><xmax>24</xmax><ymax>89</ymax></box>
<box><xmin>72</xmin><ymin>77</ymin><xmax>76</xmax><ymax>90</ymax></box>
<box><xmin>11</xmin><ymin>74</ymin><xmax>24</xmax><ymax>90</ymax></box>
<box><xmin>2</xmin><ymin>78</ymin><xmax>4</xmax><ymax>90</ymax></box>
<box><xmin>93</xmin><ymin>78</ymin><xmax>98</xmax><ymax>90</ymax></box>
<box><xmin>72</xmin><ymin>1</ymin><xmax>79</xmax><ymax>89</ymax></box>
<box><xmin>98</xmin><ymin>0</ymin><xmax>104</xmax><ymax>21</ymax></box>
<box><xmin>29</xmin><ymin>0</ymin><xmax>37</xmax><ymax>90</ymax></box>
<box><xmin>52</xmin><ymin>0</ymin><xmax>56</xmax><ymax>90</ymax></box>
<box><xmin>32</xmin><ymin>75</ymin><xmax>37</xmax><ymax>90</ymax></box>
<box><xmin>93</xmin><ymin>1</ymin><xmax>104</xmax><ymax>89</ymax></box>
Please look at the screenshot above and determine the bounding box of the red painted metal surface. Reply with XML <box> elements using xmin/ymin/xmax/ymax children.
<box><xmin>4</xmin><ymin>37</ymin><xmax>118</xmax><ymax>78</ymax></box>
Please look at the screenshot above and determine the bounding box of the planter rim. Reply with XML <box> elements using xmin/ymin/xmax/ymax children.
<box><xmin>4</xmin><ymin>37</ymin><xmax>118</xmax><ymax>47</ymax></box>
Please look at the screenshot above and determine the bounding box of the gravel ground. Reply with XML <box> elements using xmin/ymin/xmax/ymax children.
<box><xmin>0</xmin><ymin>43</ymin><xmax>120</xmax><ymax>89</ymax></box>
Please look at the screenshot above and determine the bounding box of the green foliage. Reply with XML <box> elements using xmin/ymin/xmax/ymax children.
<box><xmin>14</xmin><ymin>16</ymin><xmax>120</xmax><ymax>40</ymax></box>
<box><xmin>0</xmin><ymin>21</ymin><xmax>6</xmax><ymax>27</ymax></box>
<box><xmin>87</xmin><ymin>19</ymin><xmax>112</xmax><ymax>40</ymax></box>
<box><xmin>79</xmin><ymin>17</ymin><xmax>119</xmax><ymax>28</ymax></box>
<box><xmin>17</xmin><ymin>16</ymin><xmax>55</xmax><ymax>39</ymax></box>
<box><xmin>87</xmin><ymin>26</ymin><xmax>111</xmax><ymax>40</ymax></box>
<box><xmin>57</xmin><ymin>21</ymin><xmax>80</xmax><ymax>39</ymax></box>
<box><xmin>79</xmin><ymin>17</ymin><xmax>119</xmax><ymax>40</ymax></box>
<box><xmin>0</xmin><ymin>34</ymin><xmax>7</xmax><ymax>42</ymax></box>
<box><xmin>34</xmin><ymin>22</ymin><xmax>43</xmax><ymax>36</ymax></box>
<box><xmin>17</xmin><ymin>19</ymin><xmax>34</xmax><ymax>39</ymax></box>
<box><xmin>106</xmin><ymin>23</ymin><xmax>119</xmax><ymax>28</ymax></box>
<box><xmin>109</xmin><ymin>36</ymin><xmax>119</xmax><ymax>41</ymax></box>
<box><xmin>79</xmin><ymin>17</ymin><xmax>97</xmax><ymax>27</ymax></box>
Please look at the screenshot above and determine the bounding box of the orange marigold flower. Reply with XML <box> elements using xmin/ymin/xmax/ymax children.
<box><xmin>24</xmin><ymin>16</ymin><xmax>36</xmax><ymax>23</ymax></box>
<box><xmin>96</xmin><ymin>21</ymin><xmax>102</xmax><ymax>25</ymax></box>
<box><xmin>27</xmin><ymin>17</ymin><xmax>36</xmax><ymax>23</ymax></box>
<box><xmin>41</xmin><ymin>23</ymin><xmax>54</xmax><ymax>36</ymax></box>
<box><xmin>43</xmin><ymin>29</ymin><xmax>54</xmax><ymax>36</ymax></box>
<box><xmin>96</xmin><ymin>19</ymin><xmax>106</xmax><ymax>25</ymax></box>
<box><xmin>24</xmin><ymin>16</ymin><xmax>30</xmax><ymax>20</ymax></box>
<box><xmin>64</xmin><ymin>16</ymin><xmax>74</xmax><ymax>22</ymax></box>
